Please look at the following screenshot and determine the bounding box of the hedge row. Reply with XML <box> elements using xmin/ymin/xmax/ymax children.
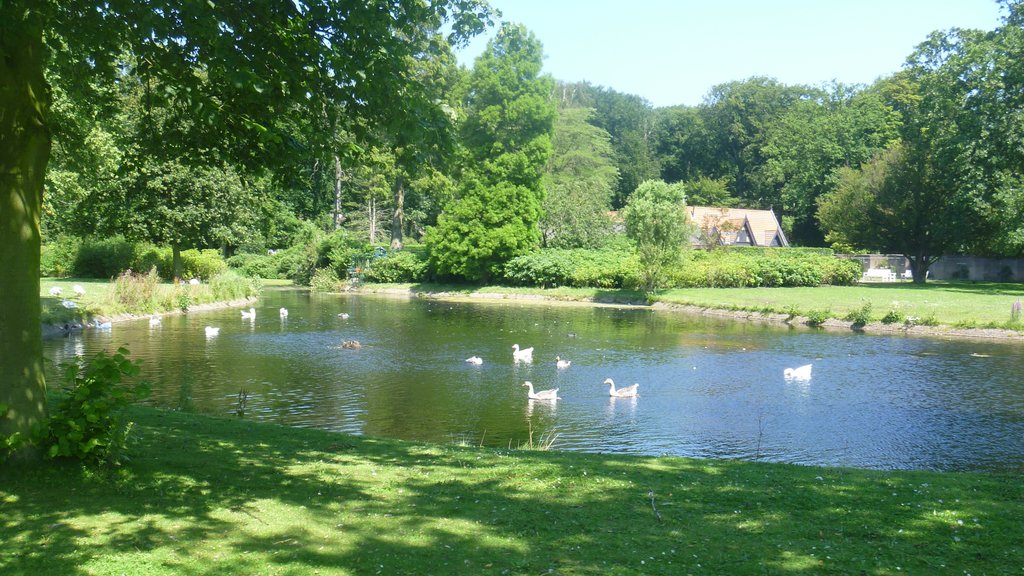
<box><xmin>672</xmin><ymin>249</ymin><xmax>862</xmax><ymax>288</ymax></box>
<box><xmin>42</xmin><ymin>236</ymin><xmax>226</xmax><ymax>280</ymax></box>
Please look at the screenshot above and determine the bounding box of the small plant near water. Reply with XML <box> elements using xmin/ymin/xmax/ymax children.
<box><xmin>43</xmin><ymin>347</ymin><xmax>150</xmax><ymax>466</ymax></box>
<box><xmin>844</xmin><ymin>300</ymin><xmax>873</xmax><ymax>327</ymax></box>
<box><xmin>310</xmin><ymin>267</ymin><xmax>340</xmax><ymax>292</ymax></box>
<box><xmin>805</xmin><ymin>309</ymin><xmax>830</xmax><ymax>326</ymax></box>
<box><xmin>111</xmin><ymin>267</ymin><xmax>161</xmax><ymax>312</ymax></box>
<box><xmin>881</xmin><ymin>305</ymin><xmax>906</xmax><ymax>324</ymax></box>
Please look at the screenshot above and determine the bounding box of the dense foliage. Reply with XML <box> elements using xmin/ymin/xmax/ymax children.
<box><xmin>502</xmin><ymin>245</ymin><xmax>640</xmax><ymax>289</ymax></box>
<box><xmin>44</xmin><ymin>347</ymin><xmax>150</xmax><ymax>466</ymax></box>
<box><xmin>623</xmin><ymin>180</ymin><xmax>692</xmax><ymax>290</ymax></box>
<box><xmin>672</xmin><ymin>248</ymin><xmax>862</xmax><ymax>288</ymax></box>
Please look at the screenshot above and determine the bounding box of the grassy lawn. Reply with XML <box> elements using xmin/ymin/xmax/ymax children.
<box><xmin>2</xmin><ymin>407</ymin><xmax>1021</xmax><ymax>575</ymax></box>
<box><xmin>39</xmin><ymin>277</ymin><xmax>261</xmax><ymax>326</ymax></box>
<box><xmin>359</xmin><ymin>281</ymin><xmax>1024</xmax><ymax>330</ymax></box>
<box><xmin>654</xmin><ymin>282</ymin><xmax>1024</xmax><ymax>329</ymax></box>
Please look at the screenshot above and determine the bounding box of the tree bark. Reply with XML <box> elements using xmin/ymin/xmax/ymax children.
<box><xmin>0</xmin><ymin>10</ymin><xmax>51</xmax><ymax>444</ymax></box>
<box><xmin>172</xmin><ymin>243</ymin><xmax>183</xmax><ymax>282</ymax></box>
<box><xmin>390</xmin><ymin>175</ymin><xmax>405</xmax><ymax>250</ymax></box>
<box><xmin>332</xmin><ymin>153</ymin><xmax>345</xmax><ymax>230</ymax></box>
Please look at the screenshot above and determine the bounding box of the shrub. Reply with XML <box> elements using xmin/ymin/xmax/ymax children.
<box><xmin>363</xmin><ymin>250</ymin><xmax>428</xmax><ymax>283</ymax></box>
<box><xmin>881</xmin><ymin>307</ymin><xmax>906</xmax><ymax>324</ymax></box>
<box><xmin>43</xmin><ymin>347</ymin><xmax>150</xmax><ymax>466</ymax></box>
<box><xmin>317</xmin><ymin>229</ymin><xmax>368</xmax><ymax>276</ymax></box>
<box><xmin>110</xmin><ymin>267</ymin><xmax>161</xmax><ymax>313</ymax></box>
<box><xmin>502</xmin><ymin>248</ymin><xmax>640</xmax><ymax>289</ymax></box>
<box><xmin>136</xmin><ymin>245</ymin><xmax>173</xmax><ymax>279</ymax></box>
<box><xmin>805</xmin><ymin>309</ymin><xmax>831</xmax><ymax>326</ymax></box>
<box><xmin>40</xmin><ymin>236</ymin><xmax>82</xmax><ymax>277</ymax></box>
<box><xmin>310</xmin><ymin>267</ymin><xmax>340</xmax><ymax>292</ymax></box>
<box><xmin>671</xmin><ymin>248</ymin><xmax>861</xmax><ymax>289</ymax></box>
<box><xmin>209</xmin><ymin>270</ymin><xmax>262</xmax><ymax>301</ymax></box>
<box><xmin>844</xmin><ymin>301</ymin><xmax>873</xmax><ymax>327</ymax></box>
<box><xmin>178</xmin><ymin>249</ymin><xmax>227</xmax><ymax>280</ymax></box>
<box><xmin>227</xmin><ymin>252</ymin><xmax>282</xmax><ymax>279</ymax></box>
<box><xmin>74</xmin><ymin>235</ymin><xmax>137</xmax><ymax>278</ymax></box>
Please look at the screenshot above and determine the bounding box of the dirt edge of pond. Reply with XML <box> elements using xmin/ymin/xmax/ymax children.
<box><xmin>353</xmin><ymin>286</ymin><xmax>1024</xmax><ymax>343</ymax></box>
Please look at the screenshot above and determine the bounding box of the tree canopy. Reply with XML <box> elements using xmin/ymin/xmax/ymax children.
<box><xmin>0</xmin><ymin>0</ymin><xmax>495</xmax><ymax>447</ymax></box>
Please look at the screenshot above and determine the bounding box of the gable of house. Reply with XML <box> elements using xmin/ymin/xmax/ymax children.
<box><xmin>687</xmin><ymin>206</ymin><xmax>789</xmax><ymax>247</ymax></box>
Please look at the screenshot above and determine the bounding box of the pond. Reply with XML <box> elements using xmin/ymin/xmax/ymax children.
<box><xmin>43</xmin><ymin>288</ymin><xmax>1024</xmax><ymax>472</ymax></box>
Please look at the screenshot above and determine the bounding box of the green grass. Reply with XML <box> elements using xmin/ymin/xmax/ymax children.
<box><xmin>40</xmin><ymin>275</ymin><xmax>261</xmax><ymax>325</ymax></box>
<box><xmin>360</xmin><ymin>281</ymin><xmax>1024</xmax><ymax>331</ymax></box>
<box><xmin>653</xmin><ymin>282</ymin><xmax>1024</xmax><ymax>329</ymax></box>
<box><xmin>2</xmin><ymin>407</ymin><xmax>1021</xmax><ymax>575</ymax></box>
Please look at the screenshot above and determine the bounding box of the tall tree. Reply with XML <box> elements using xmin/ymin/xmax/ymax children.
<box><xmin>541</xmin><ymin>107</ymin><xmax>618</xmax><ymax>248</ymax></box>
<box><xmin>622</xmin><ymin>180</ymin><xmax>691</xmax><ymax>290</ymax></box>
<box><xmin>589</xmin><ymin>87</ymin><xmax>660</xmax><ymax>208</ymax></box>
<box><xmin>427</xmin><ymin>23</ymin><xmax>555</xmax><ymax>281</ymax></box>
<box><xmin>0</xmin><ymin>0</ymin><xmax>493</xmax><ymax>448</ymax></box>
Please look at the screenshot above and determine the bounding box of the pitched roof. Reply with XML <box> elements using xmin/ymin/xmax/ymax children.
<box><xmin>687</xmin><ymin>206</ymin><xmax>789</xmax><ymax>247</ymax></box>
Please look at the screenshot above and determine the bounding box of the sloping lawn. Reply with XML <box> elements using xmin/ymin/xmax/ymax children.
<box><xmin>2</xmin><ymin>408</ymin><xmax>1021</xmax><ymax>575</ymax></box>
<box><xmin>655</xmin><ymin>282</ymin><xmax>1024</xmax><ymax>328</ymax></box>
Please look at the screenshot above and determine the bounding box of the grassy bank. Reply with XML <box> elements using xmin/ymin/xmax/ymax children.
<box><xmin>2</xmin><ymin>407</ymin><xmax>1020</xmax><ymax>575</ymax></box>
<box><xmin>40</xmin><ymin>274</ymin><xmax>262</xmax><ymax>326</ymax></box>
<box><xmin>360</xmin><ymin>281</ymin><xmax>1024</xmax><ymax>332</ymax></box>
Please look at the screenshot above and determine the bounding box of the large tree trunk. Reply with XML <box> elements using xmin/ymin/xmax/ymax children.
<box><xmin>390</xmin><ymin>175</ymin><xmax>405</xmax><ymax>250</ymax></box>
<box><xmin>906</xmin><ymin>252</ymin><xmax>936</xmax><ymax>284</ymax></box>
<box><xmin>172</xmin><ymin>243</ymin><xmax>183</xmax><ymax>282</ymax></box>
<box><xmin>332</xmin><ymin>154</ymin><xmax>345</xmax><ymax>230</ymax></box>
<box><xmin>0</xmin><ymin>11</ymin><xmax>51</xmax><ymax>446</ymax></box>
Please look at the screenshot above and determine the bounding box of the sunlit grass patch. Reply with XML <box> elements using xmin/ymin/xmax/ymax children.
<box><xmin>2</xmin><ymin>407</ymin><xmax>1021</xmax><ymax>575</ymax></box>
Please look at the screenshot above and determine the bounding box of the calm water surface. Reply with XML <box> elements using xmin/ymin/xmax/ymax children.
<box><xmin>43</xmin><ymin>289</ymin><xmax>1024</xmax><ymax>472</ymax></box>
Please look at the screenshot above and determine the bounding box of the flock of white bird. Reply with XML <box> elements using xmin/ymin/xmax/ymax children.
<box><xmin>69</xmin><ymin>297</ymin><xmax>813</xmax><ymax>393</ymax></box>
<box><xmin>466</xmin><ymin>343</ymin><xmax>813</xmax><ymax>402</ymax></box>
<box><xmin>465</xmin><ymin>343</ymin><xmax>643</xmax><ymax>402</ymax></box>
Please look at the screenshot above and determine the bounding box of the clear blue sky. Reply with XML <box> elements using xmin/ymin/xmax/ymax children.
<box><xmin>454</xmin><ymin>0</ymin><xmax>1006</xmax><ymax>107</ymax></box>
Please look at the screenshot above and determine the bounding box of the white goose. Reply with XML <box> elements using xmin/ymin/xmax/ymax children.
<box><xmin>205</xmin><ymin>326</ymin><xmax>220</xmax><ymax>338</ymax></box>
<box><xmin>522</xmin><ymin>381</ymin><xmax>559</xmax><ymax>400</ymax></box>
<box><xmin>784</xmin><ymin>363</ymin><xmax>813</xmax><ymax>381</ymax></box>
<box><xmin>338</xmin><ymin>313</ymin><xmax>350</xmax><ymax>319</ymax></box>
<box><xmin>512</xmin><ymin>344</ymin><xmax>533</xmax><ymax>363</ymax></box>
<box><xmin>604</xmin><ymin>378</ymin><xmax>639</xmax><ymax>398</ymax></box>
<box><xmin>241</xmin><ymin>307</ymin><xmax>256</xmax><ymax>320</ymax></box>
<box><xmin>149</xmin><ymin>316</ymin><xmax>162</xmax><ymax>327</ymax></box>
<box><xmin>73</xmin><ymin>284</ymin><xmax>86</xmax><ymax>297</ymax></box>
<box><xmin>555</xmin><ymin>356</ymin><xmax>571</xmax><ymax>369</ymax></box>
<box><xmin>279</xmin><ymin>307</ymin><xmax>289</xmax><ymax>318</ymax></box>
<box><xmin>465</xmin><ymin>356</ymin><xmax>483</xmax><ymax>365</ymax></box>
<box><xmin>48</xmin><ymin>286</ymin><xmax>63</xmax><ymax>296</ymax></box>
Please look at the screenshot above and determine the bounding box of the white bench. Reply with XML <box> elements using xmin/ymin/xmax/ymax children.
<box><xmin>862</xmin><ymin>268</ymin><xmax>896</xmax><ymax>282</ymax></box>
<box><xmin>902</xmin><ymin>269</ymin><xmax>930</xmax><ymax>280</ymax></box>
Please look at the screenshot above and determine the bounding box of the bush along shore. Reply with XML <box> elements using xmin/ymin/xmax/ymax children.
<box><xmin>2</xmin><ymin>406</ymin><xmax>1021</xmax><ymax>575</ymax></box>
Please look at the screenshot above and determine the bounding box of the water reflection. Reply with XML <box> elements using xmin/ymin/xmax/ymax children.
<box><xmin>41</xmin><ymin>288</ymin><xmax>1024</xmax><ymax>472</ymax></box>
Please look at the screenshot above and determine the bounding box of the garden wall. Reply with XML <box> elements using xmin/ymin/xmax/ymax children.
<box><xmin>841</xmin><ymin>254</ymin><xmax>1024</xmax><ymax>283</ymax></box>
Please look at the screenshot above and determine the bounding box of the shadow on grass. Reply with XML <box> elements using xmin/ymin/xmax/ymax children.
<box><xmin>2</xmin><ymin>407</ymin><xmax>1021</xmax><ymax>575</ymax></box>
<box><xmin>856</xmin><ymin>280</ymin><xmax>1024</xmax><ymax>296</ymax></box>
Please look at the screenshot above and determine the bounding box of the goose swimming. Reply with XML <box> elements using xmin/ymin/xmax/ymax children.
<box><xmin>784</xmin><ymin>363</ymin><xmax>813</xmax><ymax>381</ymax></box>
<box><xmin>603</xmin><ymin>378</ymin><xmax>639</xmax><ymax>398</ymax></box>
<box><xmin>522</xmin><ymin>381</ymin><xmax>559</xmax><ymax>400</ymax></box>
<box><xmin>512</xmin><ymin>344</ymin><xmax>534</xmax><ymax>362</ymax></box>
